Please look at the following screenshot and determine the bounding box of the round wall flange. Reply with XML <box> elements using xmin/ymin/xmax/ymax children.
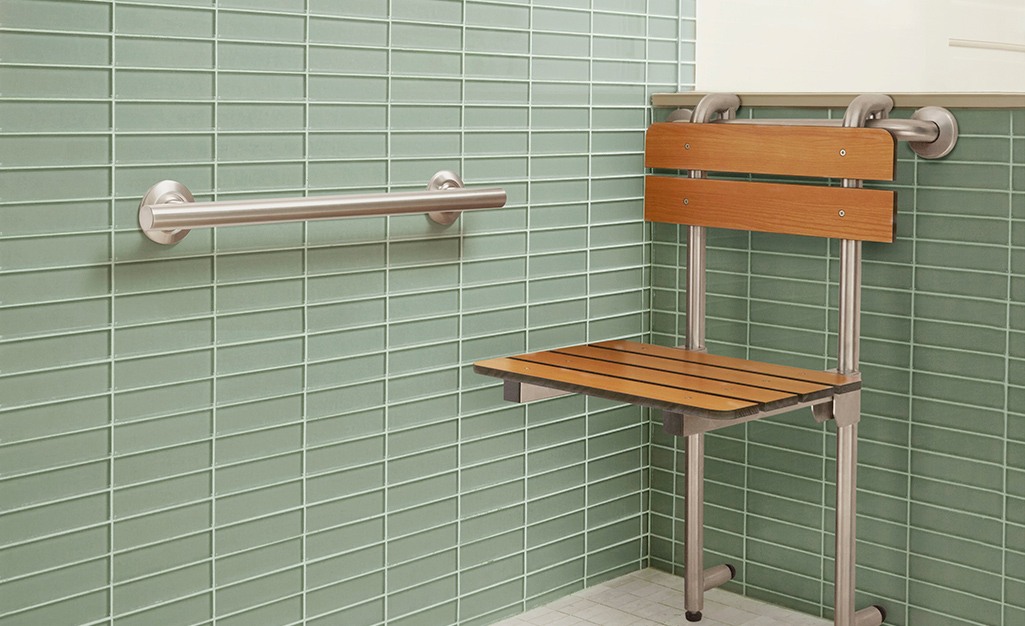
<box><xmin>426</xmin><ymin>170</ymin><xmax>465</xmax><ymax>225</ymax></box>
<box><xmin>667</xmin><ymin>108</ymin><xmax>693</xmax><ymax>123</ymax></box>
<box><xmin>139</xmin><ymin>180</ymin><xmax>194</xmax><ymax>244</ymax></box>
<box><xmin>909</xmin><ymin>106</ymin><xmax>959</xmax><ymax>159</ymax></box>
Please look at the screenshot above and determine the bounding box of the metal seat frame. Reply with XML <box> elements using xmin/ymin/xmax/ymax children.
<box><xmin>478</xmin><ymin>93</ymin><xmax>905</xmax><ymax>626</ymax></box>
<box><xmin>665</xmin><ymin>93</ymin><xmax>889</xmax><ymax>626</ymax></box>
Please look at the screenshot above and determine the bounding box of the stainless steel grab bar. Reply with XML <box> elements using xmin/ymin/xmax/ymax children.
<box><xmin>139</xmin><ymin>170</ymin><xmax>507</xmax><ymax>244</ymax></box>
<box><xmin>667</xmin><ymin>104</ymin><xmax>959</xmax><ymax>159</ymax></box>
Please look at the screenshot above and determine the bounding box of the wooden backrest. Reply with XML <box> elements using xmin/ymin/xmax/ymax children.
<box><xmin>644</xmin><ymin>122</ymin><xmax>898</xmax><ymax>243</ymax></box>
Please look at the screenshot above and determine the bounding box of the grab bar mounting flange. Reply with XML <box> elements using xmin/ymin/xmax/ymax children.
<box><xmin>139</xmin><ymin>180</ymin><xmax>195</xmax><ymax>245</ymax></box>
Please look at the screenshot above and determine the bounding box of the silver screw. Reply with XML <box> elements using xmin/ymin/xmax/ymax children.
<box><xmin>840</xmin><ymin>149</ymin><xmax>847</xmax><ymax>156</ymax></box>
<box><xmin>684</xmin><ymin>199</ymin><xmax>690</xmax><ymax>205</ymax></box>
<box><xmin>685</xmin><ymin>143</ymin><xmax>690</xmax><ymax>149</ymax></box>
<box><xmin>838</xmin><ymin>210</ymin><xmax>845</xmax><ymax>217</ymax></box>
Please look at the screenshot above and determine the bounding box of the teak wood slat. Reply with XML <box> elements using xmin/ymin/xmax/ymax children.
<box><xmin>473</xmin><ymin>341</ymin><xmax>863</xmax><ymax>420</ymax></box>
<box><xmin>473</xmin><ymin>356</ymin><xmax>760</xmax><ymax>418</ymax></box>
<box><xmin>557</xmin><ymin>344</ymin><xmax>830</xmax><ymax>400</ymax></box>
<box><xmin>477</xmin><ymin>121</ymin><xmax>876</xmax><ymax>423</ymax></box>
<box><xmin>515</xmin><ymin>349</ymin><xmax>797</xmax><ymax>410</ymax></box>
<box><xmin>645</xmin><ymin>123</ymin><xmax>896</xmax><ymax>181</ymax></box>
<box><xmin>593</xmin><ymin>341</ymin><xmax>861</xmax><ymax>392</ymax></box>
<box><xmin>644</xmin><ymin>176</ymin><xmax>897</xmax><ymax>242</ymax></box>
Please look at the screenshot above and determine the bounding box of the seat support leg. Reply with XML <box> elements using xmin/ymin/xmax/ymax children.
<box><xmin>835</xmin><ymin>422</ymin><xmax>884</xmax><ymax>626</ymax></box>
<box><xmin>703</xmin><ymin>563</ymin><xmax>736</xmax><ymax>591</ymax></box>
<box><xmin>685</xmin><ymin>433</ymin><xmax>704</xmax><ymax>621</ymax></box>
<box><xmin>834</xmin><ymin>422</ymin><xmax>858</xmax><ymax>626</ymax></box>
<box><xmin>683</xmin><ymin>433</ymin><xmax>736</xmax><ymax>621</ymax></box>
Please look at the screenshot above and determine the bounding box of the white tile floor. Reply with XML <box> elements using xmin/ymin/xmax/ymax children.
<box><xmin>494</xmin><ymin>568</ymin><xmax>830</xmax><ymax>626</ymax></box>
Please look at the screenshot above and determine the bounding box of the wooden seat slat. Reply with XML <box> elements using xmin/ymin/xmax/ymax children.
<box><xmin>513</xmin><ymin>350</ymin><xmax>797</xmax><ymax>410</ymax></box>
<box><xmin>593</xmin><ymin>341</ymin><xmax>861</xmax><ymax>392</ymax></box>
<box><xmin>555</xmin><ymin>344</ymin><xmax>830</xmax><ymax>400</ymax></box>
<box><xmin>473</xmin><ymin>357</ymin><xmax>760</xmax><ymax>419</ymax></box>
<box><xmin>474</xmin><ymin>340</ymin><xmax>860</xmax><ymax>421</ymax></box>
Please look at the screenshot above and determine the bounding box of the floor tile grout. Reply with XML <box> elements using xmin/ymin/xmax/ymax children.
<box><xmin>493</xmin><ymin>568</ymin><xmax>831</xmax><ymax>626</ymax></box>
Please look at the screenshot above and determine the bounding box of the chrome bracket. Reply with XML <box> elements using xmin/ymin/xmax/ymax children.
<box><xmin>503</xmin><ymin>380</ymin><xmax>572</xmax><ymax>403</ymax></box>
<box><xmin>811</xmin><ymin>390</ymin><xmax>862</xmax><ymax>428</ymax></box>
<box><xmin>663</xmin><ymin>410</ymin><xmax>767</xmax><ymax>438</ymax></box>
<box><xmin>426</xmin><ymin>170</ymin><xmax>465</xmax><ymax>225</ymax></box>
<box><xmin>843</xmin><ymin>93</ymin><xmax>893</xmax><ymax>128</ymax></box>
<box><xmin>692</xmin><ymin>93</ymin><xmax>741</xmax><ymax>123</ymax></box>
<box><xmin>139</xmin><ymin>180</ymin><xmax>195</xmax><ymax>244</ymax></box>
<box><xmin>665</xmin><ymin>92</ymin><xmax>743</xmax><ymax>124</ymax></box>
<box><xmin>663</xmin><ymin>396</ymin><xmax>835</xmax><ymax>438</ymax></box>
<box><xmin>909</xmin><ymin>106</ymin><xmax>959</xmax><ymax>159</ymax></box>
<box><xmin>812</xmin><ymin>401</ymin><xmax>834</xmax><ymax>423</ymax></box>
<box><xmin>702</xmin><ymin>564</ymin><xmax>736</xmax><ymax>592</ymax></box>
<box><xmin>667</xmin><ymin>108</ymin><xmax>693</xmax><ymax>122</ymax></box>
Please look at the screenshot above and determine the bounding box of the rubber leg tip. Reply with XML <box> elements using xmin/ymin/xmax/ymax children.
<box><xmin>685</xmin><ymin>611</ymin><xmax>702</xmax><ymax>622</ymax></box>
<box><xmin>874</xmin><ymin>605</ymin><xmax>887</xmax><ymax>622</ymax></box>
<box><xmin>726</xmin><ymin>563</ymin><xmax>737</xmax><ymax>579</ymax></box>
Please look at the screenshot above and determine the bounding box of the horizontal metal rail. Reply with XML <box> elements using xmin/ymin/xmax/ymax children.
<box><xmin>139</xmin><ymin>170</ymin><xmax>507</xmax><ymax>244</ymax></box>
<box><xmin>667</xmin><ymin>102</ymin><xmax>959</xmax><ymax>159</ymax></box>
<box><xmin>715</xmin><ymin>116</ymin><xmax>938</xmax><ymax>142</ymax></box>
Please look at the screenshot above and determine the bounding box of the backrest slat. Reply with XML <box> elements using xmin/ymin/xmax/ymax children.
<box><xmin>645</xmin><ymin>176</ymin><xmax>896</xmax><ymax>242</ymax></box>
<box><xmin>645</xmin><ymin>123</ymin><xmax>896</xmax><ymax>181</ymax></box>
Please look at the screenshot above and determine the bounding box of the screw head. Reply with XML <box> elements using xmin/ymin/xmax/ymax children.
<box><xmin>838</xmin><ymin>210</ymin><xmax>845</xmax><ymax>217</ymax></box>
<box><xmin>685</xmin><ymin>143</ymin><xmax>690</xmax><ymax>149</ymax></box>
<box><xmin>840</xmin><ymin>149</ymin><xmax>847</xmax><ymax>156</ymax></box>
<box><xmin>683</xmin><ymin>198</ymin><xmax>689</xmax><ymax>205</ymax></box>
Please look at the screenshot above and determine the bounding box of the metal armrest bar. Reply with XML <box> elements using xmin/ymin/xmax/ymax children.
<box><xmin>706</xmin><ymin>116</ymin><xmax>936</xmax><ymax>142</ymax></box>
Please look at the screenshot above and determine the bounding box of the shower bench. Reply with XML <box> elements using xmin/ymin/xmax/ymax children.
<box><xmin>474</xmin><ymin>93</ymin><xmax>910</xmax><ymax>626</ymax></box>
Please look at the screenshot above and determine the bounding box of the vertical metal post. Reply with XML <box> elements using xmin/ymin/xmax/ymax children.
<box><xmin>682</xmin><ymin>93</ymin><xmax>739</xmax><ymax>353</ymax></box>
<box><xmin>835</xmin><ymin>237</ymin><xmax>861</xmax><ymax>626</ymax></box>
<box><xmin>686</xmin><ymin>225</ymin><xmax>706</xmax><ymax>352</ymax></box>
<box><xmin>835</xmin><ymin>421</ymin><xmax>859</xmax><ymax>625</ymax></box>
<box><xmin>678</xmin><ymin>94</ymin><xmax>740</xmax><ymax>622</ymax></box>
<box><xmin>685</xmin><ymin>432</ymin><xmax>705</xmax><ymax>621</ymax></box>
<box><xmin>833</xmin><ymin>94</ymin><xmax>892</xmax><ymax>626</ymax></box>
<box><xmin>837</xmin><ymin>226</ymin><xmax>862</xmax><ymax>374</ymax></box>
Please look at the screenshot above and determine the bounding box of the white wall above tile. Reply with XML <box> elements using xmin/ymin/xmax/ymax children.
<box><xmin>696</xmin><ymin>0</ymin><xmax>1025</xmax><ymax>94</ymax></box>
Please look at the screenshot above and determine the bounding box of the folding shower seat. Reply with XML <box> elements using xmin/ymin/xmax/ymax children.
<box><xmin>475</xmin><ymin>94</ymin><xmax>899</xmax><ymax>626</ymax></box>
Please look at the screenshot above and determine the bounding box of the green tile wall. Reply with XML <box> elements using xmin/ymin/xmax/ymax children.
<box><xmin>650</xmin><ymin>107</ymin><xmax>1025</xmax><ymax>626</ymax></box>
<box><xmin>6</xmin><ymin>2</ymin><xmax>1019</xmax><ymax>625</ymax></box>
<box><xmin>0</xmin><ymin>1</ymin><xmax>692</xmax><ymax>625</ymax></box>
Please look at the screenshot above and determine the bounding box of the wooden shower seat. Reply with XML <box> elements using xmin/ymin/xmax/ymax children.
<box><xmin>475</xmin><ymin>340</ymin><xmax>860</xmax><ymax>420</ymax></box>
<box><xmin>474</xmin><ymin>117</ymin><xmax>892</xmax><ymax>427</ymax></box>
<box><xmin>475</xmin><ymin>95</ymin><xmax>897</xmax><ymax>626</ymax></box>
